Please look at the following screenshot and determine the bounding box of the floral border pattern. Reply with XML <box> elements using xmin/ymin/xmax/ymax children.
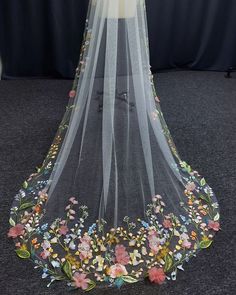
<box><xmin>8</xmin><ymin>163</ymin><xmax>220</xmax><ymax>290</ymax></box>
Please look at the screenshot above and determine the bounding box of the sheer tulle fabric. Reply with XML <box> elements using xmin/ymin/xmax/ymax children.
<box><xmin>9</xmin><ymin>0</ymin><xmax>220</xmax><ymax>290</ymax></box>
<box><xmin>45</xmin><ymin>0</ymin><xmax>184</xmax><ymax>226</ymax></box>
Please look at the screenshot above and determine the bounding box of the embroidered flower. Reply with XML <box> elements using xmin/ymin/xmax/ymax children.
<box><xmin>108</xmin><ymin>264</ymin><xmax>128</xmax><ymax>278</ymax></box>
<box><xmin>208</xmin><ymin>220</ymin><xmax>220</xmax><ymax>231</ymax></box>
<box><xmin>152</xmin><ymin>194</ymin><xmax>162</xmax><ymax>202</ymax></box>
<box><xmin>51</xmin><ymin>260</ymin><xmax>60</xmax><ymax>268</ymax></box>
<box><xmin>163</xmin><ymin>219</ymin><xmax>172</xmax><ymax>229</ymax></box>
<box><xmin>185</xmin><ymin>182</ymin><xmax>196</xmax><ymax>192</ymax></box>
<box><xmin>40</xmin><ymin>249</ymin><xmax>51</xmax><ymax>259</ymax></box>
<box><xmin>154</xmin><ymin>205</ymin><xmax>161</xmax><ymax>213</ymax></box>
<box><xmin>148</xmin><ymin>267</ymin><xmax>166</xmax><ymax>284</ymax></box>
<box><xmin>59</xmin><ymin>225</ymin><xmax>69</xmax><ymax>235</ymax></box>
<box><xmin>7</xmin><ymin>224</ymin><xmax>25</xmax><ymax>238</ymax></box>
<box><xmin>130</xmin><ymin>249</ymin><xmax>142</xmax><ymax>266</ymax></box>
<box><xmin>69</xmin><ymin>197</ymin><xmax>78</xmax><ymax>204</ymax></box>
<box><xmin>73</xmin><ymin>272</ymin><xmax>90</xmax><ymax>290</ymax></box>
<box><xmin>93</xmin><ymin>255</ymin><xmax>105</xmax><ymax>271</ymax></box>
<box><xmin>69</xmin><ymin>90</ymin><xmax>76</xmax><ymax>99</ymax></box>
<box><xmin>115</xmin><ymin>244</ymin><xmax>130</xmax><ymax>265</ymax></box>
<box><xmin>155</xmin><ymin>96</ymin><xmax>160</xmax><ymax>103</ymax></box>
<box><xmin>180</xmin><ymin>233</ymin><xmax>189</xmax><ymax>241</ymax></box>
<box><xmin>34</xmin><ymin>205</ymin><xmax>42</xmax><ymax>213</ymax></box>
<box><xmin>69</xmin><ymin>240</ymin><xmax>76</xmax><ymax>250</ymax></box>
<box><xmin>41</xmin><ymin>223</ymin><xmax>48</xmax><ymax>231</ymax></box>
<box><xmin>42</xmin><ymin>268</ymin><xmax>49</xmax><ymax>279</ymax></box>
<box><xmin>8</xmin><ymin>168</ymin><xmax>220</xmax><ymax>290</ymax></box>
<box><xmin>141</xmin><ymin>246</ymin><xmax>147</xmax><ymax>255</ymax></box>
<box><xmin>182</xmin><ymin>240</ymin><xmax>191</xmax><ymax>249</ymax></box>
<box><xmin>148</xmin><ymin>230</ymin><xmax>159</xmax><ymax>254</ymax></box>
<box><xmin>38</xmin><ymin>190</ymin><xmax>48</xmax><ymax>201</ymax></box>
<box><xmin>78</xmin><ymin>236</ymin><xmax>92</xmax><ymax>260</ymax></box>
<box><xmin>190</xmin><ymin>231</ymin><xmax>197</xmax><ymax>240</ymax></box>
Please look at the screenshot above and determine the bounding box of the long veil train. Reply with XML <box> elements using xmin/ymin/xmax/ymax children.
<box><xmin>8</xmin><ymin>0</ymin><xmax>220</xmax><ymax>290</ymax></box>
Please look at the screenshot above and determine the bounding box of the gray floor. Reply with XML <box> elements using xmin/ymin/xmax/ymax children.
<box><xmin>0</xmin><ymin>71</ymin><xmax>235</xmax><ymax>294</ymax></box>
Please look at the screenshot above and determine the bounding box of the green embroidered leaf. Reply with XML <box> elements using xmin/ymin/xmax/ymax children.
<box><xmin>85</xmin><ymin>280</ymin><xmax>96</xmax><ymax>291</ymax></box>
<box><xmin>122</xmin><ymin>276</ymin><xmax>138</xmax><ymax>283</ymax></box>
<box><xmin>36</xmin><ymin>167</ymin><xmax>41</xmax><ymax>173</ymax></box>
<box><xmin>62</xmin><ymin>260</ymin><xmax>72</xmax><ymax>279</ymax></box>
<box><xmin>15</xmin><ymin>249</ymin><xmax>30</xmax><ymax>259</ymax></box>
<box><xmin>199</xmin><ymin>194</ymin><xmax>210</xmax><ymax>203</ymax></box>
<box><xmin>9</xmin><ymin>217</ymin><xmax>16</xmax><ymax>226</ymax></box>
<box><xmin>54</xmin><ymin>276</ymin><xmax>66</xmax><ymax>281</ymax></box>
<box><xmin>22</xmin><ymin>181</ymin><xmax>28</xmax><ymax>189</ymax></box>
<box><xmin>186</xmin><ymin>165</ymin><xmax>192</xmax><ymax>173</ymax></box>
<box><xmin>164</xmin><ymin>254</ymin><xmax>173</xmax><ymax>272</ymax></box>
<box><xmin>180</xmin><ymin>161</ymin><xmax>192</xmax><ymax>173</ymax></box>
<box><xmin>200</xmin><ymin>178</ymin><xmax>206</xmax><ymax>186</ymax></box>
<box><xmin>199</xmin><ymin>239</ymin><xmax>213</xmax><ymax>249</ymax></box>
<box><xmin>180</xmin><ymin>161</ymin><xmax>187</xmax><ymax>168</ymax></box>
<box><xmin>19</xmin><ymin>202</ymin><xmax>34</xmax><ymax>211</ymax></box>
<box><xmin>214</xmin><ymin>213</ymin><xmax>220</xmax><ymax>221</ymax></box>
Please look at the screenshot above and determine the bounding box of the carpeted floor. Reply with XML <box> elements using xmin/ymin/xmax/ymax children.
<box><xmin>0</xmin><ymin>71</ymin><xmax>235</xmax><ymax>295</ymax></box>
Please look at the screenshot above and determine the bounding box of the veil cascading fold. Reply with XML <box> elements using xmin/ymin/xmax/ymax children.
<box><xmin>9</xmin><ymin>0</ymin><xmax>220</xmax><ymax>290</ymax></box>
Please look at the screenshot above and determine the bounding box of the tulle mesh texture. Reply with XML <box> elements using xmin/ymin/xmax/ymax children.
<box><xmin>43</xmin><ymin>0</ymin><xmax>185</xmax><ymax>226</ymax></box>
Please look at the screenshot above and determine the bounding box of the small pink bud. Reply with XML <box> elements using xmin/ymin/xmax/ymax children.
<box><xmin>69</xmin><ymin>90</ymin><xmax>76</xmax><ymax>99</ymax></box>
<box><xmin>155</xmin><ymin>96</ymin><xmax>160</xmax><ymax>103</ymax></box>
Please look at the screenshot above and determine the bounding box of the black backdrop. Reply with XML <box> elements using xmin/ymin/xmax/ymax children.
<box><xmin>1</xmin><ymin>0</ymin><xmax>236</xmax><ymax>79</ymax></box>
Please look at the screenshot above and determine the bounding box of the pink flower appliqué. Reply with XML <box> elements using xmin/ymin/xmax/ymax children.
<box><xmin>69</xmin><ymin>90</ymin><xmax>76</xmax><ymax>99</ymax></box>
<box><xmin>185</xmin><ymin>182</ymin><xmax>196</xmax><ymax>192</ymax></box>
<box><xmin>208</xmin><ymin>220</ymin><xmax>220</xmax><ymax>231</ymax></box>
<box><xmin>41</xmin><ymin>240</ymin><xmax>51</xmax><ymax>250</ymax></box>
<box><xmin>59</xmin><ymin>225</ymin><xmax>69</xmax><ymax>235</ymax></box>
<box><xmin>80</xmin><ymin>236</ymin><xmax>91</xmax><ymax>246</ymax></box>
<box><xmin>182</xmin><ymin>240</ymin><xmax>191</xmax><ymax>249</ymax></box>
<box><xmin>69</xmin><ymin>197</ymin><xmax>78</xmax><ymax>204</ymax></box>
<box><xmin>73</xmin><ymin>272</ymin><xmax>90</xmax><ymax>290</ymax></box>
<box><xmin>163</xmin><ymin>219</ymin><xmax>172</xmax><ymax>229</ymax></box>
<box><xmin>148</xmin><ymin>267</ymin><xmax>166</xmax><ymax>285</ymax></box>
<box><xmin>115</xmin><ymin>244</ymin><xmax>130</xmax><ymax>265</ymax></box>
<box><xmin>78</xmin><ymin>236</ymin><xmax>92</xmax><ymax>260</ymax></box>
<box><xmin>109</xmin><ymin>264</ymin><xmax>128</xmax><ymax>278</ymax></box>
<box><xmin>155</xmin><ymin>96</ymin><xmax>160</xmax><ymax>103</ymax></box>
<box><xmin>40</xmin><ymin>249</ymin><xmax>51</xmax><ymax>259</ymax></box>
<box><xmin>180</xmin><ymin>233</ymin><xmax>191</xmax><ymax>249</ymax></box>
<box><xmin>7</xmin><ymin>224</ymin><xmax>25</xmax><ymax>238</ymax></box>
<box><xmin>147</xmin><ymin>230</ymin><xmax>160</xmax><ymax>254</ymax></box>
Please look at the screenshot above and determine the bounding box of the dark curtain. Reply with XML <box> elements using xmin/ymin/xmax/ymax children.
<box><xmin>0</xmin><ymin>0</ymin><xmax>236</xmax><ymax>79</ymax></box>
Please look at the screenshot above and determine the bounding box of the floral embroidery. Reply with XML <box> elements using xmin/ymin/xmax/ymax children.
<box><xmin>7</xmin><ymin>224</ymin><xmax>25</xmax><ymax>238</ymax></box>
<box><xmin>208</xmin><ymin>220</ymin><xmax>220</xmax><ymax>231</ymax></box>
<box><xmin>69</xmin><ymin>90</ymin><xmax>76</xmax><ymax>99</ymax></box>
<box><xmin>73</xmin><ymin>272</ymin><xmax>90</xmax><ymax>290</ymax></box>
<box><xmin>8</xmin><ymin>86</ymin><xmax>220</xmax><ymax>290</ymax></box>
<box><xmin>148</xmin><ymin>267</ymin><xmax>166</xmax><ymax>285</ymax></box>
<box><xmin>68</xmin><ymin>19</ymin><xmax>91</xmax><ymax>97</ymax></box>
<box><xmin>8</xmin><ymin>164</ymin><xmax>220</xmax><ymax>291</ymax></box>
